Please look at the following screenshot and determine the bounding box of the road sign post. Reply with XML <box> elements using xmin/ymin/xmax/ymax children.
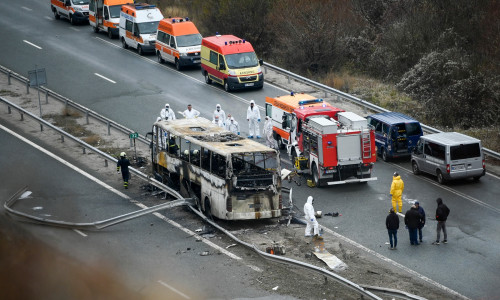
<box><xmin>28</xmin><ymin>66</ymin><xmax>47</xmax><ymax>131</ymax></box>
<box><xmin>129</xmin><ymin>132</ymin><xmax>139</xmax><ymax>159</ymax></box>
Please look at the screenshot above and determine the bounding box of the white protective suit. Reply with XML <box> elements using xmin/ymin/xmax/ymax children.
<box><xmin>160</xmin><ymin>104</ymin><xmax>176</xmax><ymax>121</ymax></box>
<box><xmin>183</xmin><ymin>107</ymin><xmax>200</xmax><ymax>119</ymax></box>
<box><xmin>213</xmin><ymin>104</ymin><xmax>226</xmax><ymax>126</ymax></box>
<box><xmin>226</xmin><ymin>117</ymin><xmax>240</xmax><ymax>135</ymax></box>
<box><xmin>263</xmin><ymin>117</ymin><xmax>277</xmax><ymax>149</ymax></box>
<box><xmin>213</xmin><ymin>115</ymin><xmax>224</xmax><ymax>127</ymax></box>
<box><xmin>304</xmin><ymin>196</ymin><xmax>319</xmax><ymax>236</ymax></box>
<box><xmin>246</xmin><ymin>100</ymin><xmax>261</xmax><ymax>138</ymax></box>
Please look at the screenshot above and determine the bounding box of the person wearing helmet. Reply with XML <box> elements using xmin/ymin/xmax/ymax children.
<box><xmin>304</xmin><ymin>196</ymin><xmax>322</xmax><ymax>240</ymax></box>
<box><xmin>246</xmin><ymin>100</ymin><xmax>261</xmax><ymax>138</ymax></box>
<box><xmin>213</xmin><ymin>104</ymin><xmax>226</xmax><ymax>127</ymax></box>
<box><xmin>117</xmin><ymin>152</ymin><xmax>131</xmax><ymax>189</ymax></box>
<box><xmin>390</xmin><ymin>172</ymin><xmax>405</xmax><ymax>213</ymax></box>
<box><xmin>168</xmin><ymin>135</ymin><xmax>179</xmax><ymax>155</ymax></box>
<box><xmin>182</xmin><ymin>104</ymin><xmax>200</xmax><ymax>119</ymax></box>
<box><xmin>160</xmin><ymin>103</ymin><xmax>176</xmax><ymax>121</ymax></box>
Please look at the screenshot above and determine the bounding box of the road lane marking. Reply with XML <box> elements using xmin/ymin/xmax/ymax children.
<box><xmin>44</xmin><ymin>16</ymin><xmax>53</xmax><ymax>21</ymax></box>
<box><xmin>73</xmin><ymin>229</ymin><xmax>87</xmax><ymax>237</ymax></box>
<box><xmin>94</xmin><ymin>73</ymin><xmax>116</xmax><ymax>83</ymax></box>
<box><xmin>0</xmin><ymin>124</ymin><xmax>241</xmax><ymax>260</ymax></box>
<box><xmin>158</xmin><ymin>280</ymin><xmax>190</xmax><ymax>299</ymax></box>
<box><xmin>23</xmin><ymin>40</ymin><xmax>42</xmax><ymax>50</ymax></box>
<box><xmin>22</xmin><ymin>6</ymin><xmax>33</xmax><ymax>11</ymax></box>
<box><xmin>70</xmin><ymin>27</ymin><xmax>80</xmax><ymax>32</ymax></box>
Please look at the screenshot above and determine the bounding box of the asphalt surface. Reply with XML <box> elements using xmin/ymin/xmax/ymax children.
<box><xmin>1</xmin><ymin>0</ymin><xmax>499</xmax><ymax>299</ymax></box>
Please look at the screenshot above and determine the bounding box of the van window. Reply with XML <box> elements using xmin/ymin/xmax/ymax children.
<box><xmin>219</xmin><ymin>54</ymin><xmax>225</xmax><ymax>69</ymax></box>
<box><xmin>125</xmin><ymin>20</ymin><xmax>133</xmax><ymax>32</ymax></box>
<box><xmin>375</xmin><ymin>121</ymin><xmax>382</xmax><ymax>133</ymax></box>
<box><xmin>426</xmin><ymin>141</ymin><xmax>445</xmax><ymax>160</ymax></box>
<box><xmin>137</xmin><ymin>21</ymin><xmax>160</xmax><ymax>34</ymax></box>
<box><xmin>89</xmin><ymin>0</ymin><xmax>94</xmax><ymax>11</ymax></box>
<box><xmin>450</xmin><ymin>143</ymin><xmax>481</xmax><ymax>160</ymax></box>
<box><xmin>406</xmin><ymin>122</ymin><xmax>422</xmax><ymax>136</ymax></box>
<box><xmin>225</xmin><ymin>52</ymin><xmax>259</xmax><ymax>69</ymax></box>
<box><xmin>170</xmin><ymin>36</ymin><xmax>176</xmax><ymax>48</ymax></box>
<box><xmin>109</xmin><ymin>5</ymin><xmax>121</xmax><ymax>18</ymax></box>
<box><xmin>382</xmin><ymin>123</ymin><xmax>391</xmax><ymax>136</ymax></box>
<box><xmin>265</xmin><ymin>103</ymin><xmax>272</xmax><ymax>118</ymax></box>
<box><xmin>209</xmin><ymin>51</ymin><xmax>218</xmax><ymax>64</ymax></box>
<box><xmin>176</xmin><ymin>34</ymin><xmax>202</xmax><ymax>47</ymax></box>
<box><xmin>104</xmin><ymin>7</ymin><xmax>109</xmax><ymax>19</ymax></box>
<box><xmin>157</xmin><ymin>31</ymin><xmax>166</xmax><ymax>43</ymax></box>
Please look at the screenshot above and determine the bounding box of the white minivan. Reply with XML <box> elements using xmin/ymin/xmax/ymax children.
<box><xmin>411</xmin><ymin>132</ymin><xmax>485</xmax><ymax>184</ymax></box>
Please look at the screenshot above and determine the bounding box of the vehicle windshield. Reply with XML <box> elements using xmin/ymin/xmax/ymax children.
<box><xmin>231</xmin><ymin>152</ymin><xmax>278</xmax><ymax>188</ymax></box>
<box><xmin>225</xmin><ymin>52</ymin><xmax>259</xmax><ymax>69</ymax></box>
<box><xmin>176</xmin><ymin>34</ymin><xmax>202</xmax><ymax>47</ymax></box>
<box><xmin>109</xmin><ymin>5</ymin><xmax>121</xmax><ymax>18</ymax></box>
<box><xmin>137</xmin><ymin>21</ymin><xmax>159</xmax><ymax>34</ymax></box>
<box><xmin>72</xmin><ymin>0</ymin><xmax>90</xmax><ymax>4</ymax></box>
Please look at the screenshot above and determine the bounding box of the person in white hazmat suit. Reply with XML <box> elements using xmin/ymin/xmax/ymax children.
<box><xmin>304</xmin><ymin>196</ymin><xmax>322</xmax><ymax>239</ymax></box>
<box><xmin>226</xmin><ymin>117</ymin><xmax>240</xmax><ymax>135</ymax></box>
<box><xmin>246</xmin><ymin>100</ymin><xmax>261</xmax><ymax>138</ymax></box>
<box><xmin>182</xmin><ymin>104</ymin><xmax>200</xmax><ymax>119</ymax></box>
<box><xmin>213</xmin><ymin>104</ymin><xmax>226</xmax><ymax>126</ymax></box>
<box><xmin>263</xmin><ymin>116</ymin><xmax>278</xmax><ymax>149</ymax></box>
<box><xmin>160</xmin><ymin>103</ymin><xmax>176</xmax><ymax>121</ymax></box>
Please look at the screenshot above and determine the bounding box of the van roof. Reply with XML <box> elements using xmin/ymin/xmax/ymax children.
<box><xmin>103</xmin><ymin>0</ymin><xmax>129</xmax><ymax>5</ymax></box>
<box><xmin>421</xmin><ymin>132</ymin><xmax>480</xmax><ymax>145</ymax></box>
<box><xmin>202</xmin><ymin>35</ymin><xmax>255</xmax><ymax>55</ymax></box>
<box><xmin>121</xmin><ymin>3</ymin><xmax>160</xmax><ymax>17</ymax></box>
<box><xmin>368</xmin><ymin>112</ymin><xmax>419</xmax><ymax>124</ymax></box>
<box><xmin>158</xmin><ymin>18</ymin><xmax>199</xmax><ymax>36</ymax></box>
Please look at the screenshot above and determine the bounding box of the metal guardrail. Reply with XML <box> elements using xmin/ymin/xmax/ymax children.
<box><xmin>263</xmin><ymin>62</ymin><xmax>500</xmax><ymax>160</ymax></box>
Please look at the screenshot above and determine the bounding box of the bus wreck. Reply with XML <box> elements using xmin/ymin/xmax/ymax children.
<box><xmin>151</xmin><ymin>118</ymin><xmax>282</xmax><ymax>220</ymax></box>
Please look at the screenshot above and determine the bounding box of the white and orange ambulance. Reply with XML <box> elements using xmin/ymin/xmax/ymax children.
<box><xmin>51</xmin><ymin>0</ymin><xmax>90</xmax><ymax>25</ymax></box>
<box><xmin>155</xmin><ymin>17</ymin><xmax>202</xmax><ymax>70</ymax></box>
<box><xmin>119</xmin><ymin>3</ymin><xmax>163</xmax><ymax>55</ymax></box>
<box><xmin>89</xmin><ymin>0</ymin><xmax>128</xmax><ymax>39</ymax></box>
<box><xmin>201</xmin><ymin>34</ymin><xmax>264</xmax><ymax>92</ymax></box>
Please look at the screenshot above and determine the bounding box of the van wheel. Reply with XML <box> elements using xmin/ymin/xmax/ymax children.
<box><xmin>204</xmin><ymin>198</ymin><xmax>213</xmax><ymax>220</ymax></box>
<box><xmin>121</xmin><ymin>38</ymin><xmax>128</xmax><ymax>49</ymax></box>
<box><xmin>275</xmin><ymin>134</ymin><xmax>285</xmax><ymax>150</ymax></box>
<box><xmin>157</xmin><ymin>52</ymin><xmax>164</xmax><ymax>64</ymax></box>
<box><xmin>108</xmin><ymin>29</ymin><xmax>113</xmax><ymax>39</ymax></box>
<box><xmin>69</xmin><ymin>14</ymin><xmax>76</xmax><ymax>25</ymax></box>
<box><xmin>224</xmin><ymin>81</ymin><xmax>231</xmax><ymax>92</ymax></box>
<box><xmin>473</xmin><ymin>176</ymin><xmax>481</xmax><ymax>182</ymax></box>
<box><xmin>412</xmin><ymin>161</ymin><xmax>420</xmax><ymax>175</ymax></box>
<box><xmin>53</xmin><ymin>9</ymin><xmax>60</xmax><ymax>20</ymax></box>
<box><xmin>312</xmin><ymin>164</ymin><xmax>321</xmax><ymax>188</ymax></box>
<box><xmin>382</xmin><ymin>148</ymin><xmax>389</xmax><ymax>162</ymax></box>
<box><xmin>204</xmin><ymin>73</ymin><xmax>212</xmax><ymax>84</ymax></box>
<box><xmin>436</xmin><ymin>170</ymin><xmax>445</xmax><ymax>184</ymax></box>
<box><xmin>175</xmin><ymin>59</ymin><xmax>182</xmax><ymax>71</ymax></box>
<box><xmin>93</xmin><ymin>26</ymin><xmax>99</xmax><ymax>33</ymax></box>
<box><xmin>137</xmin><ymin>45</ymin><xmax>144</xmax><ymax>56</ymax></box>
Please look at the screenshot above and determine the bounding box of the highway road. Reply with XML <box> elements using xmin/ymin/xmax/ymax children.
<box><xmin>1</xmin><ymin>1</ymin><xmax>499</xmax><ymax>299</ymax></box>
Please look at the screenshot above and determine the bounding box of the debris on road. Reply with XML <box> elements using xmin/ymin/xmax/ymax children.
<box><xmin>226</xmin><ymin>243</ymin><xmax>237</xmax><ymax>249</ymax></box>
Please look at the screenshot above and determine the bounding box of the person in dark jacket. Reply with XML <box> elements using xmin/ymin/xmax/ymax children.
<box><xmin>415</xmin><ymin>201</ymin><xmax>426</xmax><ymax>243</ymax></box>
<box><xmin>433</xmin><ymin>198</ymin><xmax>451</xmax><ymax>245</ymax></box>
<box><xmin>404</xmin><ymin>205</ymin><xmax>423</xmax><ymax>245</ymax></box>
<box><xmin>117</xmin><ymin>152</ymin><xmax>131</xmax><ymax>189</ymax></box>
<box><xmin>386</xmin><ymin>208</ymin><xmax>400</xmax><ymax>250</ymax></box>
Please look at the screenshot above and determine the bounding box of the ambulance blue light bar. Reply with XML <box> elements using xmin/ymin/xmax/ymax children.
<box><xmin>298</xmin><ymin>99</ymin><xmax>323</xmax><ymax>105</ymax></box>
<box><xmin>134</xmin><ymin>4</ymin><xmax>156</xmax><ymax>10</ymax></box>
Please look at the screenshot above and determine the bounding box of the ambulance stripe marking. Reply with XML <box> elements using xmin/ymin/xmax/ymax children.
<box><xmin>22</xmin><ymin>6</ymin><xmax>33</xmax><ymax>11</ymax></box>
<box><xmin>23</xmin><ymin>40</ymin><xmax>42</xmax><ymax>50</ymax></box>
<box><xmin>94</xmin><ymin>73</ymin><xmax>116</xmax><ymax>83</ymax></box>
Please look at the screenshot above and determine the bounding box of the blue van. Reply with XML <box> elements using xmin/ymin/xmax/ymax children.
<box><xmin>366</xmin><ymin>112</ymin><xmax>423</xmax><ymax>161</ymax></box>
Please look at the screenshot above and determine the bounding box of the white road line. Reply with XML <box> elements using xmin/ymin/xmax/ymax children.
<box><xmin>70</xmin><ymin>27</ymin><xmax>80</xmax><ymax>32</ymax></box>
<box><xmin>23</xmin><ymin>40</ymin><xmax>42</xmax><ymax>50</ymax></box>
<box><xmin>0</xmin><ymin>124</ymin><xmax>241</xmax><ymax>261</ymax></box>
<box><xmin>44</xmin><ymin>16</ymin><xmax>53</xmax><ymax>21</ymax></box>
<box><xmin>73</xmin><ymin>229</ymin><xmax>87</xmax><ymax>237</ymax></box>
<box><xmin>94</xmin><ymin>73</ymin><xmax>116</xmax><ymax>83</ymax></box>
<box><xmin>321</xmin><ymin>226</ymin><xmax>469</xmax><ymax>300</ymax></box>
<box><xmin>486</xmin><ymin>171</ymin><xmax>500</xmax><ymax>180</ymax></box>
<box><xmin>22</xmin><ymin>6</ymin><xmax>33</xmax><ymax>11</ymax></box>
<box><xmin>265</xmin><ymin>81</ymin><xmax>289</xmax><ymax>93</ymax></box>
<box><xmin>158</xmin><ymin>280</ymin><xmax>190</xmax><ymax>299</ymax></box>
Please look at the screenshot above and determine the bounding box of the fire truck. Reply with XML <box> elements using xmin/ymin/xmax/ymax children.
<box><xmin>266</xmin><ymin>93</ymin><xmax>377</xmax><ymax>186</ymax></box>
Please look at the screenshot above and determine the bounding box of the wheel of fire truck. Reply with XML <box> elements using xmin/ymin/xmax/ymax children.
<box><xmin>121</xmin><ymin>37</ymin><xmax>128</xmax><ymax>49</ymax></box>
<box><xmin>204</xmin><ymin>197</ymin><xmax>213</xmax><ymax>220</ymax></box>
<box><xmin>175</xmin><ymin>59</ymin><xmax>182</xmax><ymax>71</ymax></box>
<box><xmin>412</xmin><ymin>161</ymin><xmax>421</xmax><ymax>175</ymax></box>
<box><xmin>108</xmin><ymin>29</ymin><xmax>113</xmax><ymax>39</ymax></box>
<box><xmin>381</xmin><ymin>148</ymin><xmax>389</xmax><ymax>162</ymax></box>
<box><xmin>137</xmin><ymin>45</ymin><xmax>144</xmax><ymax>56</ymax></box>
<box><xmin>312</xmin><ymin>164</ymin><xmax>322</xmax><ymax>188</ymax></box>
<box><xmin>53</xmin><ymin>8</ymin><xmax>60</xmax><ymax>20</ymax></box>
<box><xmin>204</xmin><ymin>72</ymin><xmax>212</xmax><ymax>84</ymax></box>
<box><xmin>157</xmin><ymin>51</ymin><xmax>164</xmax><ymax>64</ymax></box>
<box><xmin>436</xmin><ymin>170</ymin><xmax>446</xmax><ymax>185</ymax></box>
<box><xmin>224</xmin><ymin>80</ymin><xmax>231</xmax><ymax>92</ymax></box>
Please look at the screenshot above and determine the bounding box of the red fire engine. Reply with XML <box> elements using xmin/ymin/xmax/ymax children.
<box><xmin>266</xmin><ymin>93</ymin><xmax>377</xmax><ymax>186</ymax></box>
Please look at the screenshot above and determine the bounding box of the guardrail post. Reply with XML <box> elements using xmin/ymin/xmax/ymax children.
<box><xmin>337</xmin><ymin>95</ymin><xmax>341</xmax><ymax>102</ymax></box>
<box><xmin>264</xmin><ymin>66</ymin><xmax>267</xmax><ymax>74</ymax></box>
<box><xmin>7</xmin><ymin>71</ymin><xmax>11</xmax><ymax>85</ymax></box>
<box><xmin>8</xmin><ymin>106</ymin><xmax>11</xmax><ymax>114</ymax></box>
<box><xmin>85</xmin><ymin>111</ymin><xmax>89</xmax><ymax>124</ymax></box>
<box><xmin>104</xmin><ymin>159</ymin><xmax>108</xmax><ymax>167</ymax></box>
<box><xmin>287</xmin><ymin>75</ymin><xmax>291</xmax><ymax>84</ymax></box>
<box><xmin>65</xmin><ymin>99</ymin><xmax>68</xmax><ymax>110</ymax></box>
<box><xmin>20</xmin><ymin>113</ymin><xmax>23</xmax><ymax>121</ymax></box>
<box><xmin>45</xmin><ymin>90</ymin><xmax>49</xmax><ymax>104</ymax></box>
<box><xmin>26</xmin><ymin>82</ymin><xmax>30</xmax><ymax>94</ymax></box>
<box><xmin>40</xmin><ymin>124</ymin><xmax>43</xmax><ymax>132</ymax></box>
<box><xmin>325</xmin><ymin>91</ymin><xmax>328</xmax><ymax>98</ymax></box>
<box><xmin>130</xmin><ymin>138</ymin><xmax>133</xmax><ymax>148</ymax></box>
<box><xmin>83</xmin><ymin>147</ymin><xmax>86</xmax><ymax>154</ymax></box>
<box><xmin>61</xmin><ymin>135</ymin><xmax>64</xmax><ymax>143</ymax></box>
<box><xmin>107</xmin><ymin>121</ymin><xmax>111</xmax><ymax>135</ymax></box>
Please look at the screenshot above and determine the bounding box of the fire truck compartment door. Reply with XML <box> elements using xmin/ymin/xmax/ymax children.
<box><xmin>337</xmin><ymin>135</ymin><xmax>362</xmax><ymax>165</ymax></box>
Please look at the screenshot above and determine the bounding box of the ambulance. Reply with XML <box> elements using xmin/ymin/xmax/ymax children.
<box><xmin>201</xmin><ymin>34</ymin><xmax>264</xmax><ymax>92</ymax></box>
<box><xmin>89</xmin><ymin>0</ymin><xmax>128</xmax><ymax>39</ymax></box>
<box><xmin>51</xmin><ymin>0</ymin><xmax>90</xmax><ymax>25</ymax></box>
<box><xmin>156</xmin><ymin>18</ymin><xmax>202</xmax><ymax>70</ymax></box>
<box><xmin>119</xmin><ymin>3</ymin><xmax>164</xmax><ymax>55</ymax></box>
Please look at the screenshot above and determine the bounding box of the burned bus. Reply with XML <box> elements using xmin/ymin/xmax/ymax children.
<box><xmin>151</xmin><ymin>117</ymin><xmax>282</xmax><ymax>220</ymax></box>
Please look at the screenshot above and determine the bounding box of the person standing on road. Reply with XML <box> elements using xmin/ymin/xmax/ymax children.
<box><xmin>304</xmin><ymin>196</ymin><xmax>322</xmax><ymax>240</ymax></box>
<box><xmin>263</xmin><ymin>116</ymin><xmax>277</xmax><ymax>149</ymax></box>
<box><xmin>160</xmin><ymin>103</ymin><xmax>176</xmax><ymax>121</ymax></box>
<box><xmin>226</xmin><ymin>117</ymin><xmax>240</xmax><ymax>135</ymax></box>
<box><xmin>213</xmin><ymin>104</ymin><xmax>226</xmax><ymax>126</ymax></box>
<box><xmin>116</xmin><ymin>152</ymin><xmax>131</xmax><ymax>189</ymax></box>
<box><xmin>390</xmin><ymin>172</ymin><xmax>404</xmax><ymax>213</ymax></box>
<box><xmin>404</xmin><ymin>205</ymin><xmax>423</xmax><ymax>245</ymax></box>
<box><xmin>246</xmin><ymin>100</ymin><xmax>261</xmax><ymax>138</ymax></box>
<box><xmin>386</xmin><ymin>208</ymin><xmax>399</xmax><ymax>250</ymax></box>
<box><xmin>182</xmin><ymin>104</ymin><xmax>200</xmax><ymax>119</ymax></box>
<box><xmin>415</xmin><ymin>201</ymin><xmax>426</xmax><ymax>243</ymax></box>
<box><xmin>433</xmin><ymin>198</ymin><xmax>450</xmax><ymax>245</ymax></box>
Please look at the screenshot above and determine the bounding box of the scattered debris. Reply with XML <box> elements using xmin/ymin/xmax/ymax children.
<box><xmin>200</xmin><ymin>251</ymin><xmax>210</xmax><ymax>256</ymax></box>
<box><xmin>324</xmin><ymin>212</ymin><xmax>340</xmax><ymax>217</ymax></box>
<box><xmin>195</xmin><ymin>228</ymin><xmax>203</xmax><ymax>232</ymax></box>
<box><xmin>313</xmin><ymin>252</ymin><xmax>348</xmax><ymax>272</ymax></box>
<box><xmin>32</xmin><ymin>207</ymin><xmax>43</xmax><ymax>210</ymax></box>
<box><xmin>201</xmin><ymin>233</ymin><xmax>215</xmax><ymax>239</ymax></box>
<box><xmin>226</xmin><ymin>243</ymin><xmax>237</xmax><ymax>249</ymax></box>
<box><xmin>272</xmin><ymin>286</ymin><xmax>279</xmax><ymax>291</ymax></box>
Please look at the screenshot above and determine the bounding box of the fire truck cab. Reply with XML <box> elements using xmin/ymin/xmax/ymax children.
<box><xmin>266</xmin><ymin>93</ymin><xmax>377</xmax><ymax>186</ymax></box>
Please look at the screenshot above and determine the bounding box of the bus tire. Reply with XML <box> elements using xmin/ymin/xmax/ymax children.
<box><xmin>312</xmin><ymin>163</ymin><xmax>322</xmax><ymax>188</ymax></box>
<box><xmin>175</xmin><ymin>59</ymin><xmax>182</xmax><ymax>71</ymax></box>
<box><xmin>204</xmin><ymin>72</ymin><xmax>212</xmax><ymax>84</ymax></box>
<box><xmin>121</xmin><ymin>37</ymin><xmax>128</xmax><ymax>49</ymax></box>
<box><xmin>204</xmin><ymin>198</ymin><xmax>213</xmax><ymax>220</ymax></box>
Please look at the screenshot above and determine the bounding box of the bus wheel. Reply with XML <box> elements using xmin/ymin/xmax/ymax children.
<box><xmin>224</xmin><ymin>81</ymin><xmax>231</xmax><ymax>92</ymax></box>
<box><xmin>53</xmin><ymin>9</ymin><xmax>60</xmax><ymax>20</ymax></box>
<box><xmin>204</xmin><ymin>198</ymin><xmax>213</xmax><ymax>220</ymax></box>
<box><xmin>312</xmin><ymin>164</ymin><xmax>322</xmax><ymax>188</ymax></box>
<box><xmin>436</xmin><ymin>170</ymin><xmax>445</xmax><ymax>184</ymax></box>
<box><xmin>204</xmin><ymin>73</ymin><xmax>212</xmax><ymax>84</ymax></box>
<box><xmin>137</xmin><ymin>45</ymin><xmax>144</xmax><ymax>56</ymax></box>
<box><xmin>121</xmin><ymin>38</ymin><xmax>128</xmax><ymax>49</ymax></box>
<box><xmin>382</xmin><ymin>148</ymin><xmax>389</xmax><ymax>162</ymax></box>
<box><xmin>175</xmin><ymin>59</ymin><xmax>182</xmax><ymax>71</ymax></box>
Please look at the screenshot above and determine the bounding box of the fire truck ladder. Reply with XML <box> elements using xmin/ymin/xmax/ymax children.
<box><xmin>361</xmin><ymin>131</ymin><xmax>371</xmax><ymax>159</ymax></box>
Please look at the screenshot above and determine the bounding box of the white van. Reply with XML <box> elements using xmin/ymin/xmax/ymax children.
<box><xmin>51</xmin><ymin>0</ymin><xmax>90</xmax><ymax>25</ymax></box>
<box><xmin>89</xmin><ymin>0</ymin><xmax>128</xmax><ymax>39</ymax></box>
<box><xmin>119</xmin><ymin>3</ymin><xmax>163</xmax><ymax>55</ymax></box>
<box><xmin>411</xmin><ymin>132</ymin><xmax>485</xmax><ymax>184</ymax></box>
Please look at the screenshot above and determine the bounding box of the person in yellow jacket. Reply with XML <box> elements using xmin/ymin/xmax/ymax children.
<box><xmin>390</xmin><ymin>172</ymin><xmax>404</xmax><ymax>213</ymax></box>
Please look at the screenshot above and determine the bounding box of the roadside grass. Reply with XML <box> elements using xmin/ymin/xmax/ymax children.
<box><xmin>0</xmin><ymin>89</ymin><xmax>21</xmax><ymax>97</ymax></box>
<box><xmin>99</xmin><ymin>146</ymin><xmax>127</xmax><ymax>159</ymax></box>
<box><xmin>160</xmin><ymin>5</ymin><xmax>189</xmax><ymax>19</ymax></box>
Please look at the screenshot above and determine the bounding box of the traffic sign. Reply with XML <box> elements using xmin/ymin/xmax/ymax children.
<box><xmin>129</xmin><ymin>132</ymin><xmax>139</xmax><ymax>139</ymax></box>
